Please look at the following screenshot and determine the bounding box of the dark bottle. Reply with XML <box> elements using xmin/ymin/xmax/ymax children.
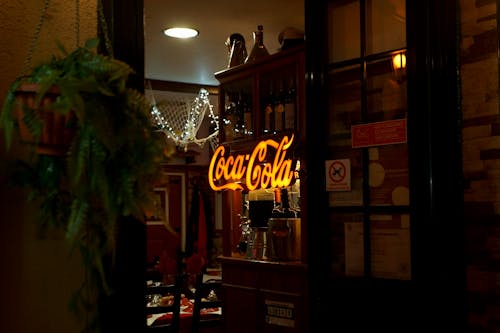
<box><xmin>271</xmin><ymin>188</ymin><xmax>296</xmax><ymax>218</ymax></box>
<box><xmin>280</xmin><ymin>188</ymin><xmax>296</xmax><ymax>218</ymax></box>
<box><xmin>246</xmin><ymin>25</ymin><xmax>269</xmax><ymax>63</ymax></box>
<box><xmin>283</xmin><ymin>77</ymin><xmax>296</xmax><ymax>130</ymax></box>
<box><xmin>274</xmin><ymin>80</ymin><xmax>285</xmax><ymax>132</ymax></box>
<box><xmin>234</xmin><ymin>91</ymin><xmax>245</xmax><ymax>138</ymax></box>
<box><xmin>268</xmin><ymin>188</ymin><xmax>295</xmax><ymax>261</ymax></box>
<box><xmin>223</xmin><ymin>92</ymin><xmax>242</xmax><ymax>141</ymax></box>
<box><xmin>224</xmin><ymin>92</ymin><xmax>236</xmax><ymax>141</ymax></box>
<box><xmin>263</xmin><ymin>81</ymin><xmax>275</xmax><ymax>134</ymax></box>
<box><xmin>241</xmin><ymin>92</ymin><xmax>253</xmax><ymax>137</ymax></box>
<box><xmin>271</xmin><ymin>188</ymin><xmax>283</xmax><ymax>217</ymax></box>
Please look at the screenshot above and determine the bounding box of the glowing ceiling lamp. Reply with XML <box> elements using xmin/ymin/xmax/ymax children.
<box><xmin>164</xmin><ymin>27</ymin><xmax>199</xmax><ymax>39</ymax></box>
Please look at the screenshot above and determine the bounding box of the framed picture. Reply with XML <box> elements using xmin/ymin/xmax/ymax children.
<box><xmin>146</xmin><ymin>172</ymin><xmax>187</xmax><ymax>251</ymax></box>
<box><xmin>146</xmin><ymin>187</ymin><xmax>168</xmax><ymax>225</ymax></box>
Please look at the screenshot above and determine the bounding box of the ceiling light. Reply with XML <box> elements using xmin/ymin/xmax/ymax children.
<box><xmin>163</xmin><ymin>27</ymin><xmax>199</xmax><ymax>39</ymax></box>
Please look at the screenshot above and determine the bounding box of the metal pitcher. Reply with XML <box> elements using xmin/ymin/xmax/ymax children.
<box><xmin>225</xmin><ymin>33</ymin><xmax>247</xmax><ymax>68</ymax></box>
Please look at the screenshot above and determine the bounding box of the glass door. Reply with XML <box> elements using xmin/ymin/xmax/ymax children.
<box><xmin>305</xmin><ymin>1</ymin><xmax>421</xmax><ymax>331</ymax></box>
<box><xmin>326</xmin><ymin>0</ymin><xmax>409</xmax><ymax>281</ymax></box>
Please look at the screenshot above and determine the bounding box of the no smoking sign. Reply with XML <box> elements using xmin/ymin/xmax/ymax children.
<box><xmin>325</xmin><ymin>159</ymin><xmax>351</xmax><ymax>191</ymax></box>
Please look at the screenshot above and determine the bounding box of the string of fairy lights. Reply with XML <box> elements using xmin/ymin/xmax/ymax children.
<box><xmin>149</xmin><ymin>85</ymin><xmax>219</xmax><ymax>151</ymax></box>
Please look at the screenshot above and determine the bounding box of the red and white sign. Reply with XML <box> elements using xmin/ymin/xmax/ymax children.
<box><xmin>325</xmin><ymin>159</ymin><xmax>351</xmax><ymax>191</ymax></box>
<box><xmin>351</xmin><ymin>119</ymin><xmax>407</xmax><ymax>148</ymax></box>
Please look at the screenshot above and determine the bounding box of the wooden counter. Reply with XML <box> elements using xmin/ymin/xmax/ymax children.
<box><xmin>219</xmin><ymin>256</ymin><xmax>309</xmax><ymax>333</ymax></box>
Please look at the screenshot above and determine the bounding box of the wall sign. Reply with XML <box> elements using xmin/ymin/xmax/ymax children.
<box><xmin>325</xmin><ymin>159</ymin><xmax>351</xmax><ymax>191</ymax></box>
<box><xmin>145</xmin><ymin>187</ymin><xmax>168</xmax><ymax>223</ymax></box>
<box><xmin>265</xmin><ymin>300</ymin><xmax>295</xmax><ymax>328</ymax></box>
<box><xmin>351</xmin><ymin>118</ymin><xmax>407</xmax><ymax>148</ymax></box>
<box><xmin>208</xmin><ymin>135</ymin><xmax>296</xmax><ymax>191</ymax></box>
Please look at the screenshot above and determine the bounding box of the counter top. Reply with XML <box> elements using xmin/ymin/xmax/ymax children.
<box><xmin>218</xmin><ymin>255</ymin><xmax>307</xmax><ymax>270</ymax></box>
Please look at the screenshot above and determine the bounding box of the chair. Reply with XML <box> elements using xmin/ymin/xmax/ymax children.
<box><xmin>145</xmin><ymin>268</ymin><xmax>163</xmax><ymax>286</ymax></box>
<box><xmin>191</xmin><ymin>273</ymin><xmax>224</xmax><ymax>333</ymax></box>
<box><xmin>145</xmin><ymin>273</ymin><xmax>186</xmax><ymax>332</ymax></box>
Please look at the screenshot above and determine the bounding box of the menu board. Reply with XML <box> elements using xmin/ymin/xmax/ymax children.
<box><xmin>344</xmin><ymin>214</ymin><xmax>411</xmax><ymax>280</ymax></box>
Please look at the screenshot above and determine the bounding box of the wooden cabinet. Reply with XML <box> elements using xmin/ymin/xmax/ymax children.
<box><xmin>220</xmin><ymin>257</ymin><xmax>308</xmax><ymax>333</ymax></box>
<box><xmin>214</xmin><ymin>45</ymin><xmax>307</xmax><ymax>259</ymax></box>
<box><xmin>214</xmin><ymin>45</ymin><xmax>309</xmax><ymax>333</ymax></box>
<box><xmin>215</xmin><ymin>45</ymin><xmax>306</xmax><ymax>150</ymax></box>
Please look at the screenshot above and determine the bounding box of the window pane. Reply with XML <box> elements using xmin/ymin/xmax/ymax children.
<box><xmin>366</xmin><ymin>56</ymin><xmax>407</xmax><ymax>122</ymax></box>
<box><xmin>368</xmin><ymin>144</ymin><xmax>409</xmax><ymax>206</ymax></box>
<box><xmin>369</xmin><ymin>214</ymin><xmax>411</xmax><ymax>280</ymax></box>
<box><xmin>329</xmin><ymin>0</ymin><xmax>360</xmax><ymax>62</ymax></box>
<box><xmin>365</xmin><ymin>0</ymin><xmax>406</xmax><ymax>55</ymax></box>
<box><xmin>327</xmin><ymin>65</ymin><xmax>364</xmax><ymax>207</ymax></box>
<box><xmin>341</xmin><ymin>214</ymin><xmax>411</xmax><ymax>280</ymax></box>
<box><xmin>328</xmin><ymin>213</ymin><xmax>364</xmax><ymax>277</ymax></box>
<box><xmin>328</xmin><ymin>64</ymin><xmax>362</xmax><ymax>143</ymax></box>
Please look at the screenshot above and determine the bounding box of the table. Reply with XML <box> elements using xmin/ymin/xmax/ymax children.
<box><xmin>147</xmin><ymin>303</ymin><xmax>222</xmax><ymax>327</ymax></box>
<box><xmin>146</xmin><ymin>272</ymin><xmax>223</xmax><ymax>331</ymax></box>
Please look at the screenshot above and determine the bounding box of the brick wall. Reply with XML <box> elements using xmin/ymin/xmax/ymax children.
<box><xmin>460</xmin><ymin>0</ymin><xmax>500</xmax><ymax>331</ymax></box>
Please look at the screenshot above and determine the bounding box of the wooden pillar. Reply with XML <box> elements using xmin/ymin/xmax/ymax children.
<box><xmin>98</xmin><ymin>1</ymin><xmax>146</xmax><ymax>332</ymax></box>
<box><xmin>99</xmin><ymin>0</ymin><xmax>144</xmax><ymax>92</ymax></box>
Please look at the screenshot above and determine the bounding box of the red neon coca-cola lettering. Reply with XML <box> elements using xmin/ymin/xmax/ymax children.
<box><xmin>208</xmin><ymin>135</ymin><xmax>295</xmax><ymax>191</ymax></box>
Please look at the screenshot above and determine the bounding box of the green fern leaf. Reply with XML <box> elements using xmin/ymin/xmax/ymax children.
<box><xmin>66</xmin><ymin>197</ymin><xmax>89</xmax><ymax>241</ymax></box>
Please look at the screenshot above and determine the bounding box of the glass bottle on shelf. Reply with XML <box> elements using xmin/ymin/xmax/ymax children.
<box><xmin>241</xmin><ymin>92</ymin><xmax>253</xmax><ymax>137</ymax></box>
<box><xmin>270</xmin><ymin>188</ymin><xmax>296</xmax><ymax>218</ymax></box>
<box><xmin>234</xmin><ymin>91</ymin><xmax>245</xmax><ymax>138</ymax></box>
<box><xmin>283</xmin><ymin>77</ymin><xmax>296</xmax><ymax>131</ymax></box>
<box><xmin>237</xmin><ymin>195</ymin><xmax>251</xmax><ymax>256</ymax></box>
<box><xmin>274</xmin><ymin>80</ymin><xmax>285</xmax><ymax>132</ymax></box>
<box><xmin>289</xmin><ymin>168</ymin><xmax>301</xmax><ymax>217</ymax></box>
<box><xmin>280</xmin><ymin>188</ymin><xmax>297</xmax><ymax>218</ymax></box>
<box><xmin>267</xmin><ymin>187</ymin><xmax>299</xmax><ymax>261</ymax></box>
<box><xmin>262</xmin><ymin>81</ymin><xmax>275</xmax><ymax>134</ymax></box>
<box><xmin>271</xmin><ymin>188</ymin><xmax>283</xmax><ymax>217</ymax></box>
<box><xmin>245</xmin><ymin>25</ymin><xmax>269</xmax><ymax>63</ymax></box>
<box><xmin>224</xmin><ymin>92</ymin><xmax>236</xmax><ymax>141</ymax></box>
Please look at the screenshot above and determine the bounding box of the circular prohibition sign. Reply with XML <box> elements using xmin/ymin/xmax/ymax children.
<box><xmin>328</xmin><ymin>160</ymin><xmax>347</xmax><ymax>183</ymax></box>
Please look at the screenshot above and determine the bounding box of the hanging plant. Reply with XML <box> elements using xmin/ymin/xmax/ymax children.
<box><xmin>0</xmin><ymin>1</ymin><xmax>172</xmax><ymax>331</ymax></box>
<box><xmin>7</xmin><ymin>82</ymin><xmax>76</xmax><ymax>155</ymax></box>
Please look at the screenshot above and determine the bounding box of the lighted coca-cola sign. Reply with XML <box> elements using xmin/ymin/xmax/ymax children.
<box><xmin>208</xmin><ymin>135</ymin><xmax>296</xmax><ymax>191</ymax></box>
